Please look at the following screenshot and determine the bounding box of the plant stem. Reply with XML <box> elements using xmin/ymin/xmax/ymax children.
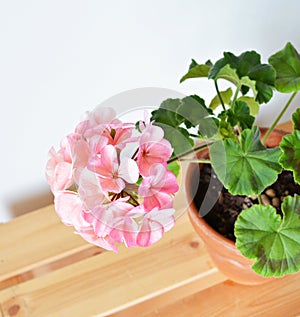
<box><xmin>232</xmin><ymin>82</ymin><xmax>241</xmax><ymax>106</ymax></box>
<box><xmin>257</xmin><ymin>194</ymin><xmax>262</xmax><ymax>205</ymax></box>
<box><xmin>167</xmin><ymin>142</ymin><xmax>213</xmax><ymax>164</ymax></box>
<box><xmin>123</xmin><ymin>191</ymin><xmax>139</xmax><ymax>206</ymax></box>
<box><xmin>214</xmin><ymin>80</ymin><xmax>226</xmax><ymax>111</ymax></box>
<box><xmin>178</xmin><ymin>158</ymin><xmax>211</xmax><ymax>164</ymax></box>
<box><xmin>131</xmin><ymin>148</ymin><xmax>139</xmax><ymax>160</ymax></box>
<box><xmin>262</xmin><ymin>91</ymin><xmax>298</xmax><ymax>143</ymax></box>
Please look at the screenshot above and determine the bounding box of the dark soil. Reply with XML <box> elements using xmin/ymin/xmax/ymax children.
<box><xmin>194</xmin><ymin>164</ymin><xmax>300</xmax><ymax>242</ymax></box>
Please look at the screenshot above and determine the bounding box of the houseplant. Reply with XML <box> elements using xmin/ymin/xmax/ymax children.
<box><xmin>46</xmin><ymin>42</ymin><xmax>300</xmax><ymax>283</ymax></box>
<box><xmin>149</xmin><ymin>42</ymin><xmax>300</xmax><ymax>283</ymax></box>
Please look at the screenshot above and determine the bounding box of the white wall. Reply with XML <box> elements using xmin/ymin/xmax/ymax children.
<box><xmin>1</xmin><ymin>0</ymin><xmax>299</xmax><ymax>222</ymax></box>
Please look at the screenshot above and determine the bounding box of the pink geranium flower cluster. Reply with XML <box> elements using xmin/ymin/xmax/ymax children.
<box><xmin>46</xmin><ymin>106</ymin><xmax>179</xmax><ymax>251</ymax></box>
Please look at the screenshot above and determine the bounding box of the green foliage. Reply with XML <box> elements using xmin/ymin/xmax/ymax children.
<box><xmin>209</xmin><ymin>88</ymin><xmax>232</xmax><ymax>110</ymax></box>
<box><xmin>279</xmin><ymin>108</ymin><xmax>300</xmax><ymax>183</ymax></box>
<box><xmin>210</xmin><ymin>127</ymin><xmax>282</xmax><ymax>195</ymax></box>
<box><xmin>279</xmin><ymin>130</ymin><xmax>300</xmax><ymax>183</ymax></box>
<box><xmin>269</xmin><ymin>42</ymin><xmax>300</xmax><ymax>93</ymax></box>
<box><xmin>235</xmin><ymin>195</ymin><xmax>300</xmax><ymax>277</ymax></box>
<box><xmin>292</xmin><ymin>108</ymin><xmax>300</xmax><ymax>130</ymax></box>
<box><xmin>147</xmin><ymin>42</ymin><xmax>300</xmax><ymax>279</ymax></box>
<box><xmin>180</xmin><ymin>59</ymin><xmax>212</xmax><ymax>83</ymax></box>
<box><xmin>151</xmin><ymin>98</ymin><xmax>182</xmax><ymax>128</ymax></box>
<box><xmin>209</xmin><ymin>51</ymin><xmax>275</xmax><ymax>103</ymax></box>
<box><xmin>151</xmin><ymin>95</ymin><xmax>219</xmax><ymax>157</ymax></box>
<box><xmin>237</xmin><ymin>96</ymin><xmax>259</xmax><ymax>115</ymax></box>
<box><xmin>226</xmin><ymin>100</ymin><xmax>255</xmax><ymax>130</ymax></box>
<box><xmin>218</xmin><ymin>120</ymin><xmax>236</xmax><ymax>139</ymax></box>
<box><xmin>167</xmin><ymin>160</ymin><xmax>180</xmax><ymax>178</ymax></box>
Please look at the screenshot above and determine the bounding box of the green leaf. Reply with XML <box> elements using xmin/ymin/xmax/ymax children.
<box><xmin>151</xmin><ymin>98</ymin><xmax>181</xmax><ymax>128</ymax></box>
<box><xmin>180</xmin><ymin>59</ymin><xmax>211</xmax><ymax>83</ymax></box>
<box><xmin>210</xmin><ymin>127</ymin><xmax>282</xmax><ymax>195</ymax></box>
<box><xmin>155</xmin><ymin>123</ymin><xmax>194</xmax><ymax>157</ymax></box>
<box><xmin>269</xmin><ymin>42</ymin><xmax>300</xmax><ymax>93</ymax></box>
<box><xmin>235</xmin><ymin>195</ymin><xmax>300</xmax><ymax>277</ymax></box>
<box><xmin>237</xmin><ymin>96</ymin><xmax>259</xmax><ymax>115</ymax></box>
<box><xmin>227</xmin><ymin>100</ymin><xmax>255</xmax><ymax>130</ymax></box>
<box><xmin>209</xmin><ymin>51</ymin><xmax>275</xmax><ymax>103</ymax></box>
<box><xmin>167</xmin><ymin>160</ymin><xmax>180</xmax><ymax>178</ymax></box>
<box><xmin>218</xmin><ymin>120</ymin><xmax>236</xmax><ymax>139</ymax></box>
<box><xmin>279</xmin><ymin>130</ymin><xmax>300</xmax><ymax>183</ymax></box>
<box><xmin>209</xmin><ymin>88</ymin><xmax>233</xmax><ymax>110</ymax></box>
<box><xmin>177</xmin><ymin>95</ymin><xmax>217</xmax><ymax>137</ymax></box>
<box><xmin>292</xmin><ymin>107</ymin><xmax>300</xmax><ymax>130</ymax></box>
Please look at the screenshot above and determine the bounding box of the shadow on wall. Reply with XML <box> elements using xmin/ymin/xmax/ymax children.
<box><xmin>8</xmin><ymin>190</ymin><xmax>54</xmax><ymax>219</ymax></box>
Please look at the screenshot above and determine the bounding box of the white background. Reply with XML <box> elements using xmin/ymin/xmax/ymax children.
<box><xmin>1</xmin><ymin>0</ymin><xmax>300</xmax><ymax>222</ymax></box>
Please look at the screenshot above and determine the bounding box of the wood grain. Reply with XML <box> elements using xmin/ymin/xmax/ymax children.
<box><xmin>0</xmin><ymin>205</ymin><xmax>94</xmax><ymax>282</ymax></box>
<box><xmin>142</xmin><ymin>273</ymin><xmax>300</xmax><ymax>317</ymax></box>
<box><xmin>0</xmin><ymin>213</ymin><xmax>226</xmax><ymax>316</ymax></box>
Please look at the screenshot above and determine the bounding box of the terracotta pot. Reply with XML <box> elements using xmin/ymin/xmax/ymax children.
<box><xmin>185</xmin><ymin>128</ymin><xmax>287</xmax><ymax>285</ymax></box>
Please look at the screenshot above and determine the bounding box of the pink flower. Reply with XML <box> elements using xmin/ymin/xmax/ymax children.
<box><xmin>136</xmin><ymin>208</ymin><xmax>175</xmax><ymax>247</ymax></box>
<box><xmin>88</xmin><ymin>145</ymin><xmax>139</xmax><ymax>193</ymax></box>
<box><xmin>137</xmin><ymin>124</ymin><xmax>173</xmax><ymax>176</ymax></box>
<box><xmin>75</xmin><ymin>106</ymin><xmax>117</xmax><ymax>137</ymax></box>
<box><xmin>45</xmin><ymin>136</ymin><xmax>74</xmax><ymax>192</ymax></box>
<box><xmin>78</xmin><ymin>168</ymin><xmax>107</xmax><ymax>210</ymax></box>
<box><xmin>102</xmin><ymin>121</ymin><xmax>135</xmax><ymax>149</ymax></box>
<box><xmin>138</xmin><ymin>163</ymin><xmax>179</xmax><ymax>211</ymax></box>
<box><xmin>45</xmin><ymin>133</ymin><xmax>90</xmax><ymax>191</ymax></box>
<box><xmin>46</xmin><ymin>105</ymin><xmax>179</xmax><ymax>252</ymax></box>
<box><xmin>76</xmin><ymin>227</ymin><xmax>119</xmax><ymax>252</ymax></box>
<box><xmin>82</xmin><ymin>199</ymin><xmax>138</xmax><ymax>251</ymax></box>
<box><xmin>54</xmin><ymin>191</ymin><xmax>89</xmax><ymax>229</ymax></box>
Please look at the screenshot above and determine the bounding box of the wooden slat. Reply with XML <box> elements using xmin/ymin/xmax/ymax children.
<box><xmin>142</xmin><ymin>272</ymin><xmax>300</xmax><ymax>317</ymax></box>
<box><xmin>0</xmin><ymin>214</ymin><xmax>226</xmax><ymax>317</ymax></box>
<box><xmin>0</xmin><ymin>205</ymin><xmax>95</xmax><ymax>283</ymax></box>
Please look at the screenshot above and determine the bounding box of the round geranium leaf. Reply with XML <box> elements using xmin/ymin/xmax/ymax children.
<box><xmin>292</xmin><ymin>107</ymin><xmax>300</xmax><ymax>130</ymax></box>
<box><xmin>279</xmin><ymin>130</ymin><xmax>300</xmax><ymax>183</ymax></box>
<box><xmin>235</xmin><ymin>195</ymin><xmax>300</xmax><ymax>277</ymax></box>
<box><xmin>269</xmin><ymin>42</ymin><xmax>300</xmax><ymax>93</ymax></box>
<box><xmin>210</xmin><ymin>126</ymin><xmax>282</xmax><ymax>195</ymax></box>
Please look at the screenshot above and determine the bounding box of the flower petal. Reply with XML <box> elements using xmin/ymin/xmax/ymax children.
<box><xmin>54</xmin><ymin>191</ymin><xmax>89</xmax><ymax>229</ymax></box>
<box><xmin>118</xmin><ymin>156</ymin><xmax>139</xmax><ymax>184</ymax></box>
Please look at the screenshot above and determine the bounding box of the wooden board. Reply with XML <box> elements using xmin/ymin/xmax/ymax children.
<box><xmin>0</xmin><ymin>208</ymin><xmax>226</xmax><ymax>316</ymax></box>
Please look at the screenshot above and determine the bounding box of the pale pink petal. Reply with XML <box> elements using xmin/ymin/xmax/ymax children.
<box><xmin>137</xmin><ymin>140</ymin><xmax>172</xmax><ymax>176</ymax></box>
<box><xmin>140</xmin><ymin>124</ymin><xmax>164</xmax><ymax>144</ymax></box>
<box><xmin>99</xmin><ymin>145</ymin><xmax>118</xmax><ymax>175</ymax></box>
<box><xmin>83</xmin><ymin>206</ymin><xmax>113</xmax><ymax>236</ymax></box>
<box><xmin>91</xmin><ymin>106</ymin><xmax>116</xmax><ymax>125</ymax></box>
<box><xmin>136</xmin><ymin>221</ymin><xmax>151</xmax><ymax>247</ymax></box>
<box><xmin>72</xmin><ymin>140</ymin><xmax>90</xmax><ymax>183</ymax></box>
<box><xmin>88</xmin><ymin>144</ymin><xmax>118</xmax><ymax>177</ymax></box>
<box><xmin>148</xmin><ymin>165</ymin><xmax>179</xmax><ymax>194</ymax></box>
<box><xmin>143</xmin><ymin>192</ymin><xmax>173</xmax><ymax>211</ymax></box>
<box><xmin>99</xmin><ymin>177</ymin><xmax>125</xmax><ymax>193</ymax></box>
<box><xmin>54</xmin><ymin>191</ymin><xmax>89</xmax><ymax>229</ymax></box>
<box><xmin>53</xmin><ymin>162</ymin><xmax>73</xmax><ymax>191</ymax></box>
<box><xmin>146</xmin><ymin>208</ymin><xmax>175</xmax><ymax>232</ymax></box>
<box><xmin>78</xmin><ymin>168</ymin><xmax>106</xmax><ymax>210</ymax></box>
<box><xmin>46</xmin><ymin>147</ymin><xmax>73</xmax><ymax>192</ymax></box>
<box><xmin>136</xmin><ymin>220</ymin><xmax>164</xmax><ymax>247</ymax></box>
<box><xmin>110</xmin><ymin>217</ymin><xmax>138</xmax><ymax>248</ymax></box>
<box><xmin>118</xmin><ymin>157</ymin><xmax>139</xmax><ymax>184</ymax></box>
<box><xmin>76</xmin><ymin>227</ymin><xmax>118</xmax><ymax>252</ymax></box>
